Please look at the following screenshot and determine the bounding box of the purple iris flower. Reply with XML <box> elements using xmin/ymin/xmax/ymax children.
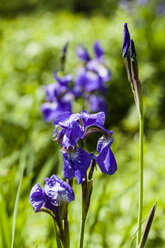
<box><xmin>29</xmin><ymin>175</ymin><xmax>75</xmax><ymax>215</ymax></box>
<box><xmin>53</xmin><ymin>110</ymin><xmax>116</xmax><ymax>183</ymax></box>
<box><xmin>122</xmin><ymin>23</ymin><xmax>130</xmax><ymax>57</ymax></box>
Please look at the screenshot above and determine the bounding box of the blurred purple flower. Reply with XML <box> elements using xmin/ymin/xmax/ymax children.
<box><xmin>41</xmin><ymin>71</ymin><xmax>73</xmax><ymax>122</ymax></box>
<box><xmin>93</xmin><ymin>41</ymin><xmax>104</xmax><ymax>59</ymax></box>
<box><xmin>88</xmin><ymin>95</ymin><xmax>107</xmax><ymax>113</ymax></box>
<box><xmin>74</xmin><ymin>41</ymin><xmax>110</xmax><ymax>113</ymax></box>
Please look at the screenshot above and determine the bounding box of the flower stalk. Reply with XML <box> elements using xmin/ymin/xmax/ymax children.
<box><xmin>79</xmin><ymin>173</ymin><xmax>93</xmax><ymax>248</ymax></box>
<box><xmin>122</xmin><ymin>23</ymin><xmax>144</xmax><ymax>246</ymax></box>
<box><xmin>137</xmin><ymin>112</ymin><xmax>144</xmax><ymax>246</ymax></box>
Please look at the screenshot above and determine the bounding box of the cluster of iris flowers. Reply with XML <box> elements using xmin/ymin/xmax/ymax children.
<box><xmin>29</xmin><ymin>23</ymin><xmax>157</xmax><ymax>248</ymax></box>
<box><xmin>29</xmin><ymin>110</ymin><xmax>117</xmax><ymax>245</ymax></box>
<box><xmin>41</xmin><ymin>41</ymin><xmax>111</xmax><ymax>123</ymax></box>
<box><xmin>29</xmin><ymin>41</ymin><xmax>116</xmax><ymax>247</ymax></box>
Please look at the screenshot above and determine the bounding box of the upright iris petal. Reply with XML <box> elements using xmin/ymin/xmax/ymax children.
<box><xmin>122</xmin><ymin>23</ymin><xmax>130</xmax><ymax>57</ymax></box>
<box><xmin>44</xmin><ymin>175</ymin><xmax>75</xmax><ymax>206</ymax></box>
<box><xmin>54</xmin><ymin>115</ymin><xmax>84</xmax><ymax>149</ymax></box>
<box><xmin>76</xmin><ymin>46</ymin><xmax>90</xmax><ymax>62</ymax></box>
<box><xmin>62</xmin><ymin>147</ymin><xmax>91</xmax><ymax>184</ymax></box>
<box><xmin>93</xmin><ymin>41</ymin><xmax>104</xmax><ymax>59</ymax></box>
<box><xmin>81</xmin><ymin>110</ymin><xmax>105</xmax><ymax>130</ymax></box>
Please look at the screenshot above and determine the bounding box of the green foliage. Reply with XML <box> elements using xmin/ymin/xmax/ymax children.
<box><xmin>0</xmin><ymin>3</ymin><xmax>165</xmax><ymax>248</ymax></box>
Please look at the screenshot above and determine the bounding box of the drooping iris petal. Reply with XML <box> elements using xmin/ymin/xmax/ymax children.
<box><xmin>122</xmin><ymin>23</ymin><xmax>130</xmax><ymax>57</ymax></box>
<box><xmin>93</xmin><ymin>41</ymin><xmax>104</xmax><ymax>59</ymax></box>
<box><xmin>41</xmin><ymin>102</ymin><xmax>57</xmax><ymax>122</ymax></box>
<box><xmin>81</xmin><ymin>109</ymin><xmax>105</xmax><ymax>130</ymax></box>
<box><xmin>76</xmin><ymin>46</ymin><xmax>90</xmax><ymax>62</ymax></box>
<box><xmin>97</xmin><ymin>146</ymin><xmax>117</xmax><ymax>175</ymax></box>
<box><xmin>96</xmin><ymin>136</ymin><xmax>117</xmax><ymax>175</ymax></box>
<box><xmin>44</xmin><ymin>175</ymin><xmax>75</xmax><ymax>206</ymax></box>
<box><xmin>41</xmin><ymin>99</ymin><xmax>72</xmax><ymax>123</ymax></box>
<box><xmin>97</xmin><ymin>135</ymin><xmax>114</xmax><ymax>153</ymax></box>
<box><xmin>62</xmin><ymin>147</ymin><xmax>91</xmax><ymax>184</ymax></box>
<box><xmin>29</xmin><ymin>183</ymin><xmax>46</xmax><ymax>213</ymax></box>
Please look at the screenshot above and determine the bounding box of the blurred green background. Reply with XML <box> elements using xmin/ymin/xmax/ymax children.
<box><xmin>0</xmin><ymin>0</ymin><xmax>165</xmax><ymax>247</ymax></box>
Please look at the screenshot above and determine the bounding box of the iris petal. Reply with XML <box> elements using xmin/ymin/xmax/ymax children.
<box><xmin>122</xmin><ymin>23</ymin><xmax>130</xmax><ymax>57</ymax></box>
<box><xmin>97</xmin><ymin>135</ymin><xmax>114</xmax><ymax>153</ymax></box>
<box><xmin>81</xmin><ymin>110</ymin><xmax>105</xmax><ymax>130</ymax></box>
<box><xmin>93</xmin><ymin>41</ymin><xmax>104</xmax><ymax>59</ymax></box>
<box><xmin>29</xmin><ymin>183</ymin><xmax>46</xmax><ymax>212</ymax></box>
<box><xmin>44</xmin><ymin>175</ymin><xmax>75</xmax><ymax>206</ymax></box>
<box><xmin>62</xmin><ymin>147</ymin><xmax>91</xmax><ymax>184</ymax></box>
<box><xmin>76</xmin><ymin>46</ymin><xmax>90</xmax><ymax>62</ymax></box>
<box><xmin>97</xmin><ymin>145</ymin><xmax>117</xmax><ymax>175</ymax></box>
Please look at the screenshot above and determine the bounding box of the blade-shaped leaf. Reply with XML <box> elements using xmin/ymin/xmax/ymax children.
<box><xmin>0</xmin><ymin>193</ymin><xmax>10</xmax><ymax>248</ymax></box>
<box><xmin>11</xmin><ymin>170</ymin><xmax>24</xmax><ymax>248</ymax></box>
<box><xmin>138</xmin><ymin>201</ymin><xmax>157</xmax><ymax>248</ymax></box>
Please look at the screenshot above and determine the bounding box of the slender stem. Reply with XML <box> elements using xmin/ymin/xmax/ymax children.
<box><xmin>137</xmin><ymin>115</ymin><xmax>144</xmax><ymax>247</ymax></box>
<box><xmin>53</xmin><ymin>221</ymin><xmax>63</xmax><ymax>248</ymax></box>
<box><xmin>79</xmin><ymin>218</ymin><xmax>86</xmax><ymax>248</ymax></box>
<box><xmin>79</xmin><ymin>176</ymin><xmax>87</xmax><ymax>248</ymax></box>
<box><xmin>64</xmin><ymin>212</ymin><xmax>70</xmax><ymax>248</ymax></box>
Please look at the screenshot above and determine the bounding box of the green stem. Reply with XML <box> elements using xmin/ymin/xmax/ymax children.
<box><xmin>53</xmin><ymin>221</ymin><xmax>63</xmax><ymax>248</ymax></box>
<box><xmin>137</xmin><ymin>115</ymin><xmax>144</xmax><ymax>247</ymax></box>
<box><xmin>79</xmin><ymin>176</ymin><xmax>87</xmax><ymax>248</ymax></box>
<box><xmin>79</xmin><ymin>218</ymin><xmax>86</xmax><ymax>248</ymax></box>
<box><xmin>64</xmin><ymin>213</ymin><xmax>70</xmax><ymax>248</ymax></box>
